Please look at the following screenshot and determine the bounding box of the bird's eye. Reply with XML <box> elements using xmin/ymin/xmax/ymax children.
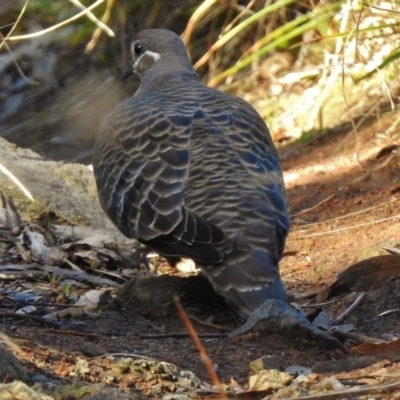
<box><xmin>133</xmin><ymin>42</ymin><xmax>143</xmax><ymax>56</ymax></box>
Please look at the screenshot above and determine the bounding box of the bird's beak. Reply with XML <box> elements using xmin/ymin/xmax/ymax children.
<box><xmin>120</xmin><ymin>60</ymin><xmax>135</xmax><ymax>82</ymax></box>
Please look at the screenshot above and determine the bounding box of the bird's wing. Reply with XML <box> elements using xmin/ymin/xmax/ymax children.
<box><xmin>236</xmin><ymin>99</ymin><xmax>289</xmax><ymax>245</ymax></box>
<box><xmin>209</xmin><ymin>93</ymin><xmax>290</xmax><ymax>249</ymax></box>
<box><xmin>225</xmin><ymin>97</ymin><xmax>282</xmax><ymax>178</ymax></box>
<box><xmin>93</xmin><ymin>98</ymin><xmax>225</xmax><ymax>263</ymax></box>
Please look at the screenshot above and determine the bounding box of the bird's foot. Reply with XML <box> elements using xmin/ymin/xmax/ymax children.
<box><xmin>229</xmin><ymin>299</ymin><xmax>349</xmax><ymax>353</ymax></box>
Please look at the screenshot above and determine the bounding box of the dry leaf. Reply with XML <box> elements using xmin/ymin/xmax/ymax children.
<box><xmin>353</xmin><ymin>338</ymin><xmax>400</xmax><ymax>359</ymax></box>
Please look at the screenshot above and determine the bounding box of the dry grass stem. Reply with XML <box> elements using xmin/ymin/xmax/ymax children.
<box><xmin>298</xmin><ymin>198</ymin><xmax>399</xmax><ymax>228</ymax></box>
<box><xmin>0</xmin><ymin>162</ymin><xmax>33</xmax><ymax>201</ymax></box>
<box><xmin>85</xmin><ymin>0</ymin><xmax>116</xmax><ymax>52</ymax></box>
<box><xmin>290</xmin><ymin>213</ymin><xmax>400</xmax><ymax>240</ymax></box>
<box><xmin>332</xmin><ymin>292</ymin><xmax>366</xmax><ymax>324</ymax></box>
<box><xmin>183</xmin><ymin>0</ymin><xmax>218</xmax><ymax>45</ymax></box>
<box><xmin>291</xmin><ymin>194</ymin><xmax>335</xmax><ymax>217</ymax></box>
<box><xmin>69</xmin><ymin>0</ymin><xmax>114</xmax><ymax>37</ymax></box>
<box><xmin>5</xmin><ymin>0</ymin><xmax>104</xmax><ymax>42</ymax></box>
<box><xmin>174</xmin><ymin>296</ymin><xmax>227</xmax><ymax>398</ymax></box>
<box><xmin>188</xmin><ymin>314</ymin><xmax>234</xmax><ymax>332</ymax></box>
<box><xmin>0</xmin><ymin>0</ymin><xmax>28</xmax><ymax>51</ymax></box>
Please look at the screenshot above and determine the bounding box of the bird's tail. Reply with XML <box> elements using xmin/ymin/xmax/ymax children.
<box><xmin>201</xmin><ymin>249</ymin><xmax>287</xmax><ymax>319</ymax></box>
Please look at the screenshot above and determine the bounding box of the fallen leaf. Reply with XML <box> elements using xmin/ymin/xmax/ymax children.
<box><xmin>353</xmin><ymin>338</ymin><xmax>400</xmax><ymax>359</ymax></box>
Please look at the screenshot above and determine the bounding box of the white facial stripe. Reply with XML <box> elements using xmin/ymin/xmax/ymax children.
<box><xmin>146</xmin><ymin>50</ymin><xmax>161</xmax><ymax>61</ymax></box>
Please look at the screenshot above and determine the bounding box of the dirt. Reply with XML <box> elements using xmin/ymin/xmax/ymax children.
<box><xmin>2</xmin><ymin>108</ymin><xmax>400</xmax><ymax>396</ymax></box>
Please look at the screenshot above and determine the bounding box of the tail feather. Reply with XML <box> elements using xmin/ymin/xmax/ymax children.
<box><xmin>202</xmin><ymin>249</ymin><xmax>287</xmax><ymax>318</ymax></box>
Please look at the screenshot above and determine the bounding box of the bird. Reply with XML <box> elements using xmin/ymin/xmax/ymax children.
<box><xmin>93</xmin><ymin>29</ymin><xmax>290</xmax><ymax>319</ymax></box>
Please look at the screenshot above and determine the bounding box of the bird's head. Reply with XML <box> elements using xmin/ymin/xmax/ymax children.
<box><xmin>121</xmin><ymin>29</ymin><xmax>195</xmax><ymax>82</ymax></box>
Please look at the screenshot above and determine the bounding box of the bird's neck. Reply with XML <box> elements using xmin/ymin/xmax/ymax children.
<box><xmin>137</xmin><ymin>70</ymin><xmax>201</xmax><ymax>95</ymax></box>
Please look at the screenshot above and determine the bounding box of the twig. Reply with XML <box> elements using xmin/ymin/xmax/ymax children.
<box><xmin>188</xmin><ymin>314</ymin><xmax>234</xmax><ymax>332</ymax></box>
<box><xmin>138</xmin><ymin>333</ymin><xmax>228</xmax><ymax>339</ymax></box>
<box><xmin>278</xmin><ymin>379</ymin><xmax>400</xmax><ymax>400</ymax></box>
<box><xmin>89</xmin><ymin>352</ymin><xmax>157</xmax><ymax>361</ymax></box>
<box><xmin>296</xmin><ymin>198</ymin><xmax>398</xmax><ymax>228</ymax></box>
<box><xmin>382</xmin><ymin>245</ymin><xmax>400</xmax><ymax>255</ymax></box>
<box><xmin>37</xmin><ymin>265</ymin><xmax>120</xmax><ymax>287</ymax></box>
<box><xmin>39</xmin><ymin>329</ymin><xmax>101</xmax><ymax>338</ymax></box>
<box><xmin>332</xmin><ymin>330</ymin><xmax>386</xmax><ymax>345</ymax></box>
<box><xmin>291</xmin><ymin>194</ymin><xmax>335</xmax><ymax>217</ymax></box>
<box><xmin>0</xmin><ymin>270</ymin><xmax>45</xmax><ymax>280</ymax></box>
<box><xmin>289</xmin><ymin>214</ymin><xmax>400</xmax><ymax>240</ymax></box>
<box><xmin>302</xmin><ymin>298</ymin><xmax>343</xmax><ymax>308</ymax></box>
<box><xmin>0</xmin><ymin>0</ymin><xmax>28</xmax><ymax>51</ymax></box>
<box><xmin>332</xmin><ymin>103</ymin><xmax>380</xmax><ymax>160</ymax></box>
<box><xmin>368</xmin><ymin>153</ymin><xmax>399</xmax><ymax>172</ymax></box>
<box><xmin>285</xmin><ymin>278</ymin><xmax>316</xmax><ymax>286</ymax></box>
<box><xmin>331</xmin><ymin>292</ymin><xmax>366</xmax><ymax>325</ymax></box>
<box><xmin>0</xmin><ymin>312</ymin><xmax>61</xmax><ymax>329</ymax></box>
<box><xmin>6</xmin><ymin>0</ymin><xmax>104</xmax><ymax>41</ymax></box>
<box><xmin>0</xmin><ymin>32</ymin><xmax>31</xmax><ymax>82</ymax></box>
<box><xmin>175</xmin><ymin>297</ymin><xmax>227</xmax><ymax>399</ymax></box>
<box><xmin>1</xmin><ymin>302</ymin><xmax>80</xmax><ymax>309</ymax></box>
<box><xmin>63</xmin><ymin>258</ymin><xmax>84</xmax><ymax>273</ymax></box>
<box><xmin>0</xmin><ymin>2</ymin><xmax>32</xmax><ymax>83</ymax></box>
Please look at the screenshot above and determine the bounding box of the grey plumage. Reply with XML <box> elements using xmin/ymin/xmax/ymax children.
<box><xmin>93</xmin><ymin>29</ymin><xmax>290</xmax><ymax>318</ymax></box>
